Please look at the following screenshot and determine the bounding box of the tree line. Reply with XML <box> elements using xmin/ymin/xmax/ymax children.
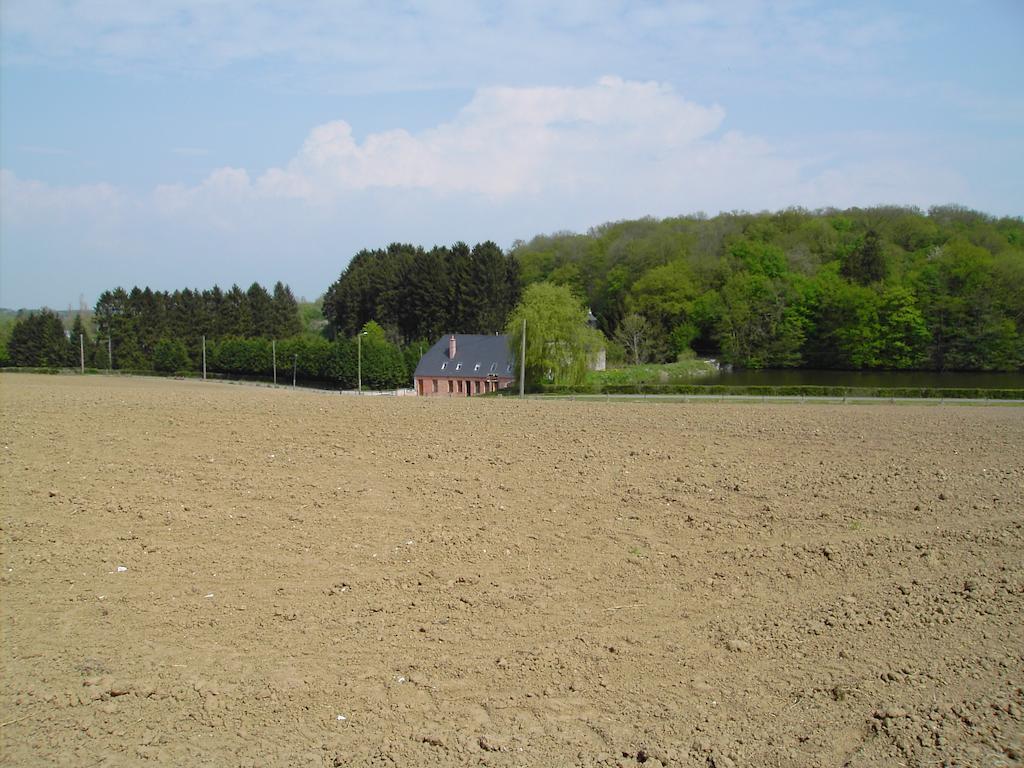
<box><xmin>89</xmin><ymin>282</ymin><xmax>303</xmax><ymax>370</ymax></box>
<box><xmin>4</xmin><ymin>307</ymin><xmax>413</xmax><ymax>392</ymax></box>
<box><xmin>322</xmin><ymin>241</ymin><xmax>520</xmax><ymax>343</ymax></box>
<box><xmin>511</xmin><ymin>205</ymin><xmax>1023</xmax><ymax>371</ymax></box>
<box><xmin>4</xmin><ymin>205</ymin><xmax>1022</xmax><ymax>381</ymax></box>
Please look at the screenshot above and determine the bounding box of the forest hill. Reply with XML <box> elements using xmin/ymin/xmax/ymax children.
<box><xmin>323</xmin><ymin>207</ymin><xmax>1023</xmax><ymax>372</ymax></box>
<box><xmin>3</xmin><ymin>205</ymin><xmax>1023</xmax><ymax>376</ymax></box>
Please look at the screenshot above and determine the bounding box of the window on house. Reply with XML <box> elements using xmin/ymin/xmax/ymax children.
<box><xmin>441</xmin><ymin>362</ymin><xmax>447</xmax><ymax>370</ymax></box>
<box><xmin>506</xmin><ymin>365</ymin><xmax>512</xmax><ymax>372</ymax></box>
<box><xmin>432</xmin><ymin>379</ymin><xmax>438</xmax><ymax>393</ymax></box>
<box><xmin>447</xmin><ymin>380</ymin><xmax>453</xmax><ymax>393</ymax></box>
<box><xmin>474</xmin><ymin>363</ymin><xmax>481</xmax><ymax>371</ymax></box>
<box><xmin>455</xmin><ymin>363</ymin><xmax>462</xmax><ymax>370</ymax></box>
<box><xmin>490</xmin><ymin>363</ymin><xmax>496</xmax><ymax>372</ymax></box>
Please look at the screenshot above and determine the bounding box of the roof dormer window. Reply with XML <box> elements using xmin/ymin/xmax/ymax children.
<box><xmin>474</xmin><ymin>363</ymin><xmax>481</xmax><ymax>371</ymax></box>
<box><xmin>441</xmin><ymin>362</ymin><xmax>447</xmax><ymax>370</ymax></box>
<box><xmin>455</xmin><ymin>363</ymin><xmax>463</xmax><ymax>371</ymax></box>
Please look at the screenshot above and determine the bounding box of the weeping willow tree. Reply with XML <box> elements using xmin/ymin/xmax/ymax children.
<box><xmin>506</xmin><ymin>282</ymin><xmax>605</xmax><ymax>390</ymax></box>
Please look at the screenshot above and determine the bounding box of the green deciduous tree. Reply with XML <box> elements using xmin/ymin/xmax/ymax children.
<box><xmin>803</xmin><ymin>267</ymin><xmax>881</xmax><ymax>368</ymax></box>
<box><xmin>729</xmin><ymin>238</ymin><xmax>787</xmax><ymax>278</ymax></box>
<box><xmin>153</xmin><ymin>339</ymin><xmax>191</xmax><ymax>372</ymax></box>
<box><xmin>715</xmin><ymin>273</ymin><xmax>806</xmax><ymax>368</ymax></box>
<box><xmin>356</xmin><ymin>321</ymin><xmax>408</xmax><ymax>389</ymax></box>
<box><xmin>876</xmin><ymin>287</ymin><xmax>930</xmax><ymax>368</ymax></box>
<box><xmin>627</xmin><ymin>259</ymin><xmax>697</xmax><ymax>335</ymax></box>
<box><xmin>506</xmin><ymin>282</ymin><xmax>605</xmax><ymax>389</ymax></box>
<box><xmin>841</xmin><ymin>230</ymin><xmax>887</xmax><ymax>285</ymax></box>
<box><xmin>614</xmin><ymin>313</ymin><xmax>654</xmax><ymax>365</ymax></box>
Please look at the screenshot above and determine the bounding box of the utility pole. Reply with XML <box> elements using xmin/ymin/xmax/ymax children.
<box><xmin>357</xmin><ymin>332</ymin><xmax>366</xmax><ymax>394</ymax></box>
<box><xmin>79</xmin><ymin>333</ymin><xmax>84</xmax><ymax>374</ymax></box>
<box><xmin>202</xmin><ymin>335</ymin><xmax>207</xmax><ymax>380</ymax></box>
<box><xmin>272</xmin><ymin>340</ymin><xmax>277</xmax><ymax>385</ymax></box>
<box><xmin>519</xmin><ymin>318</ymin><xmax>526</xmax><ymax>398</ymax></box>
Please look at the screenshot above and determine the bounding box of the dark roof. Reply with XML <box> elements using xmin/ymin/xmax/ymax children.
<box><xmin>413</xmin><ymin>334</ymin><xmax>515</xmax><ymax>379</ymax></box>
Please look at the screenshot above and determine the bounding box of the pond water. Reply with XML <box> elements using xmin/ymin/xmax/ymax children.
<box><xmin>703</xmin><ymin>367</ymin><xmax>1024</xmax><ymax>390</ymax></box>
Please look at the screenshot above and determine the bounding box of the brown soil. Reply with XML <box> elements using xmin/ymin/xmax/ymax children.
<box><xmin>1</xmin><ymin>373</ymin><xmax>1022</xmax><ymax>767</ymax></box>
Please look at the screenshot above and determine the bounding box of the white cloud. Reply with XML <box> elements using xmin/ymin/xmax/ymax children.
<box><xmin>6</xmin><ymin>77</ymin><xmax>972</xmax><ymax>230</ymax></box>
<box><xmin>178</xmin><ymin>77</ymin><xmax>729</xmax><ymax>202</ymax></box>
<box><xmin>1</xmin><ymin>77</ymin><xmax>978</xmax><ymax>308</ymax></box>
<box><xmin>0</xmin><ymin>169</ymin><xmax>126</xmax><ymax>223</ymax></box>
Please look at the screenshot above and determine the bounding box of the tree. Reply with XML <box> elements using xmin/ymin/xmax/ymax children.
<box><xmin>0</xmin><ymin>317</ymin><xmax>14</xmax><ymax>366</ymax></box>
<box><xmin>271</xmin><ymin>282</ymin><xmax>303</xmax><ymax>338</ymax></box>
<box><xmin>614</xmin><ymin>313</ymin><xmax>654</xmax><ymax>365</ymax></box>
<box><xmin>401</xmin><ymin>247</ymin><xmax>451</xmax><ymax>341</ymax></box>
<box><xmin>802</xmin><ymin>267</ymin><xmax>881</xmax><ymax>369</ymax></box>
<box><xmin>69</xmin><ymin>314</ymin><xmax>91</xmax><ymax>367</ymax></box>
<box><xmin>153</xmin><ymin>339</ymin><xmax>191</xmax><ymax>372</ymax></box>
<box><xmin>841</xmin><ymin>230</ymin><xmax>887</xmax><ymax>285</ymax></box>
<box><xmin>275</xmin><ymin>336</ymin><xmax>334</xmax><ymax>381</ymax></box>
<box><xmin>729</xmin><ymin>238</ymin><xmax>787</xmax><ymax>278</ymax></box>
<box><xmin>94</xmin><ymin>287</ymin><xmax>144</xmax><ymax>369</ymax></box>
<box><xmin>627</xmin><ymin>259</ymin><xmax>697</xmax><ymax>332</ymax></box>
<box><xmin>219</xmin><ymin>285</ymin><xmax>251</xmax><ymax>337</ymax></box>
<box><xmin>8</xmin><ymin>310</ymin><xmax>70</xmax><ymax>367</ymax></box>
<box><xmin>446</xmin><ymin>242</ymin><xmax>473</xmax><ymax>331</ymax></box>
<box><xmin>506</xmin><ymin>282</ymin><xmax>604</xmax><ymax>389</ymax></box>
<box><xmin>669</xmin><ymin>322</ymin><xmax>699</xmax><ymax>359</ymax></box>
<box><xmin>247</xmin><ymin>283</ymin><xmax>274</xmax><ymax>337</ymax></box>
<box><xmin>912</xmin><ymin>239</ymin><xmax>1023</xmax><ymax>370</ymax></box>
<box><xmin>715</xmin><ymin>273</ymin><xmax>805</xmax><ymax>368</ymax></box>
<box><xmin>466</xmin><ymin>241</ymin><xmax>516</xmax><ymax>334</ymax></box>
<box><xmin>876</xmin><ymin>287</ymin><xmax>930</xmax><ymax>368</ymax></box>
<box><xmin>355</xmin><ymin>321</ymin><xmax>407</xmax><ymax>389</ymax></box>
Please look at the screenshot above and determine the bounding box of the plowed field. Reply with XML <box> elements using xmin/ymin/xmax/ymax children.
<box><xmin>1</xmin><ymin>374</ymin><xmax>1022</xmax><ymax>767</ymax></box>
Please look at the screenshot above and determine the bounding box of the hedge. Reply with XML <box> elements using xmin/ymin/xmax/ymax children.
<box><xmin>534</xmin><ymin>383</ymin><xmax>1024</xmax><ymax>400</ymax></box>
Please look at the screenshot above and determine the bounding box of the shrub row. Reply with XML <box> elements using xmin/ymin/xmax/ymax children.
<box><xmin>1</xmin><ymin>334</ymin><xmax>412</xmax><ymax>390</ymax></box>
<box><xmin>207</xmin><ymin>336</ymin><xmax>408</xmax><ymax>389</ymax></box>
<box><xmin>536</xmin><ymin>383</ymin><xmax>1024</xmax><ymax>400</ymax></box>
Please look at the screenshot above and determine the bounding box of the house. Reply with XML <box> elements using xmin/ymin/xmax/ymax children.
<box><xmin>413</xmin><ymin>334</ymin><xmax>516</xmax><ymax>397</ymax></box>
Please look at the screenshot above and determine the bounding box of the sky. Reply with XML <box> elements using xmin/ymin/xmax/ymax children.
<box><xmin>1</xmin><ymin>1</ymin><xmax>1022</xmax><ymax>310</ymax></box>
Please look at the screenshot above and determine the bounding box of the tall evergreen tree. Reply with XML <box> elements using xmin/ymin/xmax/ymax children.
<box><xmin>8</xmin><ymin>310</ymin><xmax>70</xmax><ymax>367</ymax></box>
<box><xmin>401</xmin><ymin>247</ymin><xmax>451</xmax><ymax>341</ymax></box>
<box><xmin>247</xmin><ymin>283</ymin><xmax>274</xmax><ymax>337</ymax></box>
<box><xmin>271</xmin><ymin>282</ymin><xmax>302</xmax><ymax>338</ymax></box>
<box><xmin>220</xmin><ymin>285</ymin><xmax>252</xmax><ymax>337</ymax></box>
<box><xmin>465</xmin><ymin>241</ymin><xmax>510</xmax><ymax>334</ymax></box>
<box><xmin>446</xmin><ymin>242</ymin><xmax>473</xmax><ymax>331</ymax></box>
<box><xmin>69</xmin><ymin>314</ymin><xmax>91</xmax><ymax>367</ymax></box>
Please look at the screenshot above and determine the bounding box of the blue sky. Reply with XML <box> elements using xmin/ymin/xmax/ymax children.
<box><xmin>2</xmin><ymin>1</ymin><xmax>1022</xmax><ymax>309</ymax></box>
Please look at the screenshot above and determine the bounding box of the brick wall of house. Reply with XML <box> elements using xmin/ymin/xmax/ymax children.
<box><xmin>415</xmin><ymin>376</ymin><xmax>514</xmax><ymax>397</ymax></box>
